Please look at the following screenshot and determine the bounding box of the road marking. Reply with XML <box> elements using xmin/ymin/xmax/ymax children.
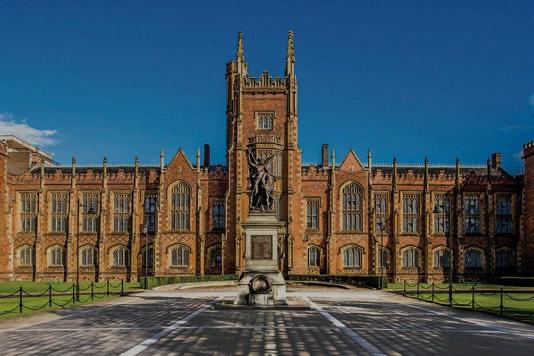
<box><xmin>302</xmin><ymin>296</ymin><xmax>385</xmax><ymax>356</ymax></box>
<box><xmin>119</xmin><ymin>297</ymin><xmax>223</xmax><ymax>356</ymax></box>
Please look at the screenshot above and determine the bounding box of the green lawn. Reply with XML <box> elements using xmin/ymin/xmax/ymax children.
<box><xmin>387</xmin><ymin>282</ymin><xmax>534</xmax><ymax>290</ymax></box>
<box><xmin>0</xmin><ymin>280</ymin><xmax>143</xmax><ymax>320</ymax></box>
<box><xmin>403</xmin><ymin>289</ymin><xmax>534</xmax><ymax>324</ymax></box>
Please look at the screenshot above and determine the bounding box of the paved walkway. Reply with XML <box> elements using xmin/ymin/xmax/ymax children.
<box><xmin>1</xmin><ymin>287</ymin><xmax>534</xmax><ymax>355</ymax></box>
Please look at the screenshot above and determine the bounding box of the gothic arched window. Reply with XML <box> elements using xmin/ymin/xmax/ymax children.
<box><xmin>464</xmin><ymin>249</ymin><xmax>483</xmax><ymax>268</ymax></box>
<box><xmin>207</xmin><ymin>244</ymin><xmax>221</xmax><ymax>268</ymax></box>
<box><xmin>308</xmin><ymin>246</ymin><xmax>320</xmax><ymax>267</ymax></box>
<box><xmin>171</xmin><ymin>182</ymin><xmax>191</xmax><ymax>231</ymax></box>
<box><xmin>19</xmin><ymin>246</ymin><xmax>34</xmax><ymax>266</ymax></box>
<box><xmin>48</xmin><ymin>246</ymin><xmax>65</xmax><ymax>266</ymax></box>
<box><xmin>170</xmin><ymin>245</ymin><xmax>190</xmax><ymax>267</ymax></box>
<box><xmin>402</xmin><ymin>247</ymin><xmax>419</xmax><ymax>268</ymax></box>
<box><xmin>342</xmin><ymin>246</ymin><xmax>362</xmax><ymax>268</ymax></box>
<box><xmin>80</xmin><ymin>246</ymin><xmax>97</xmax><ymax>267</ymax></box>
<box><xmin>112</xmin><ymin>246</ymin><xmax>128</xmax><ymax>267</ymax></box>
<box><xmin>342</xmin><ymin>183</ymin><xmax>363</xmax><ymax>231</ymax></box>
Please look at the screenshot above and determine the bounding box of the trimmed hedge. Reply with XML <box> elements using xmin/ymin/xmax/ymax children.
<box><xmin>289</xmin><ymin>274</ymin><xmax>387</xmax><ymax>289</ymax></box>
<box><xmin>140</xmin><ymin>274</ymin><xmax>238</xmax><ymax>289</ymax></box>
<box><xmin>494</xmin><ymin>276</ymin><xmax>534</xmax><ymax>287</ymax></box>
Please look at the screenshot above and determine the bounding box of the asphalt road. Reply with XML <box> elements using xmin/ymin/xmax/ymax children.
<box><xmin>1</xmin><ymin>286</ymin><xmax>534</xmax><ymax>355</ymax></box>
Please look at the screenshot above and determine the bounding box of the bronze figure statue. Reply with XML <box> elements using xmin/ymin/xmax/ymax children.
<box><xmin>247</xmin><ymin>146</ymin><xmax>275</xmax><ymax>211</ymax></box>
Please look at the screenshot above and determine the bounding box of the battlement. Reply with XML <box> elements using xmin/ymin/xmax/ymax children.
<box><xmin>523</xmin><ymin>140</ymin><xmax>534</xmax><ymax>158</ymax></box>
<box><xmin>242</xmin><ymin>71</ymin><xmax>287</xmax><ymax>91</ymax></box>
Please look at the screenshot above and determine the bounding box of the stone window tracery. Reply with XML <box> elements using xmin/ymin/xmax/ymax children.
<box><xmin>433</xmin><ymin>248</ymin><xmax>450</xmax><ymax>269</ymax></box>
<box><xmin>464</xmin><ymin>194</ymin><xmax>481</xmax><ymax>234</ymax></box>
<box><xmin>306</xmin><ymin>199</ymin><xmax>319</xmax><ymax>230</ymax></box>
<box><xmin>80</xmin><ymin>246</ymin><xmax>97</xmax><ymax>267</ymax></box>
<box><xmin>144</xmin><ymin>192</ymin><xmax>158</xmax><ymax>233</ymax></box>
<box><xmin>112</xmin><ymin>246</ymin><xmax>128</xmax><ymax>267</ymax></box>
<box><xmin>171</xmin><ymin>182</ymin><xmax>191</xmax><ymax>231</ymax></box>
<box><xmin>343</xmin><ymin>246</ymin><xmax>362</xmax><ymax>268</ymax></box>
<box><xmin>342</xmin><ymin>183</ymin><xmax>363</xmax><ymax>232</ymax></box>
<box><xmin>51</xmin><ymin>192</ymin><xmax>68</xmax><ymax>233</ymax></box>
<box><xmin>256</xmin><ymin>112</ymin><xmax>274</xmax><ymax>130</ymax></box>
<box><xmin>81</xmin><ymin>192</ymin><xmax>98</xmax><ymax>233</ymax></box>
<box><xmin>212</xmin><ymin>199</ymin><xmax>225</xmax><ymax>230</ymax></box>
<box><xmin>433</xmin><ymin>194</ymin><xmax>450</xmax><ymax>234</ymax></box>
<box><xmin>496</xmin><ymin>195</ymin><xmax>512</xmax><ymax>234</ymax></box>
<box><xmin>113</xmin><ymin>193</ymin><xmax>130</xmax><ymax>233</ymax></box>
<box><xmin>464</xmin><ymin>248</ymin><xmax>483</xmax><ymax>268</ymax></box>
<box><xmin>374</xmin><ymin>192</ymin><xmax>388</xmax><ymax>233</ymax></box>
<box><xmin>48</xmin><ymin>245</ymin><xmax>65</xmax><ymax>266</ymax></box>
<box><xmin>402</xmin><ymin>247</ymin><xmax>418</xmax><ymax>268</ymax></box>
<box><xmin>308</xmin><ymin>246</ymin><xmax>321</xmax><ymax>267</ymax></box>
<box><xmin>19</xmin><ymin>246</ymin><xmax>34</xmax><ymax>266</ymax></box>
<box><xmin>170</xmin><ymin>245</ymin><xmax>190</xmax><ymax>267</ymax></box>
<box><xmin>402</xmin><ymin>194</ymin><xmax>419</xmax><ymax>234</ymax></box>
<box><xmin>20</xmin><ymin>193</ymin><xmax>37</xmax><ymax>233</ymax></box>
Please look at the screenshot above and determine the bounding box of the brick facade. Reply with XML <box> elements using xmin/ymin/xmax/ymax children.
<box><xmin>0</xmin><ymin>32</ymin><xmax>531</xmax><ymax>282</ymax></box>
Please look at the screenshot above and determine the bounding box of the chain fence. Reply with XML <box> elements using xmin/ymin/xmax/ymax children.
<box><xmin>402</xmin><ymin>280</ymin><xmax>534</xmax><ymax>323</ymax></box>
<box><xmin>0</xmin><ymin>280</ymin><xmax>126</xmax><ymax>317</ymax></box>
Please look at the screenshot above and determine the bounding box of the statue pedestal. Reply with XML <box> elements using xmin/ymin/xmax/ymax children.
<box><xmin>234</xmin><ymin>212</ymin><xmax>287</xmax><ymax>305</ymax></box>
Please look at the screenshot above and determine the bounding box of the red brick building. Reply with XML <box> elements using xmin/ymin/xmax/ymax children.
<box><xmin>0</xmin><ymin>32</ymin><xmax>532</xmax><ymax>282</ymax></box>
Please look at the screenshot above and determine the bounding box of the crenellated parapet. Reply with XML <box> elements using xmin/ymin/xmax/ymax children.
<box><xmin>242</xmin><ymin>71</ymin><xmax>287</xmax><ymax>92</ymax></box>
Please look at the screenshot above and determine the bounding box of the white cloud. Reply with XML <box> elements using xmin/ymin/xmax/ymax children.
<box><xmin>530</xmin><ymin>93</ymin><xmax>534</xmax><ymax>107</ymax></box>
<box><xmin>0</xmin><ymin>113</ymin><xmax>57</xmax><ymax>147</ymax></box>
<box><xmin>513</xmin><ymin>149</ymin><xmax>523</xmax><ymax>161</ymax></box>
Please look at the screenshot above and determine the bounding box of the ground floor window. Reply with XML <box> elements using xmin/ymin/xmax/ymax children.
<box><xmin>343</xmin><ymin>246</ymin><xmax>362</xmax><ymax>268</ymax></box>
<box><xmin>402</xmin><ymin>247</ymin><xmax>418</xmax><ymax>268</ymax></box>
<box><xmin>112</xmin><ymin>246</ymin><xmax>129</xmax><ymax>267</ymax></box>
<box><xmin>208</xmin><ymin>245</ymin><xmax>221</xmax><ymax>268</ymax></box>
<box><xmin>170</xmin><ymin>245</ymin><xmax>190</xmax><ymax>267</ymax></box>
<box><xmin>308</xmin><ymin>246</ymin><xmax>320</xmax><ymax>267</ymax></box>
<box><xmin>433</xmin><ymin>249</ymin><xmax>450</xmax><ymax>269</ymax></box>
<box><xmin>464</xmin><ymin>249</ymin><xmax>483</xmax><ymax>268</ymax></box>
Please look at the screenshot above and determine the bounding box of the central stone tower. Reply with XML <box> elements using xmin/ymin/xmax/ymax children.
<box><xmin>224</xmin><ymin>32</ymin><xmax>303</xmax><ymax>280</ymax></box>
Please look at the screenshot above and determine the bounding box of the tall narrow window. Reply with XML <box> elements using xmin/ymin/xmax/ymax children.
<box><xmin>80</xmin><ymin>246</ymin><xmax>97</xmax><ymax>267</ymax></box>
<box><xmin>343</xmin><ymin>246</ymin><xmax>362</xmax><ymax>268</ymax></box>
<box><xmin>112</xmin><ymin>246</ymin><xmax>128</xmax><ymax>267</ymax></box>
<box><xmin>171</xmin><ymin>182</ymin><xmax>191</xmax><ymax>231</ymax></box>
<box><xmin>19</xmin><ymin>246</ymin><xmax>34</xmax><ymax>266</ymax></box>
<box><xmin>144</xmin><ymin>192</ymin><xmax>157</xmax><ymax>233</ymax></box>
<box><xmin>403</xmin><ymin>194</ymin><xmax>419</xmax><ymax>233</ymax></box>
<box><xmin>50</xmin><ymin>192</ymin><xmax>68</xmax><ymax>232</ymax></box>
<box><xmin>496</xmin><ymin>195</ymin><xmax>512</xmax><ymax>234</ymax></box>
<box><xmin>208</xmin><ymin>245</ymin><xmax>222</xmax><ymax>268</ymax></box>
<box><xmin>257</xmin><ymin>112</ymin><xmax>274</xmax><ymax>130</ymax></box>
<box><xmin>170</xmin><ymin>245</ymin><xmax>190</xmax><ymax>267</ymax></box>
<box><xmin>308</xmin><ymin>246</ymin><xmax>320</xmax><ymax>267</ymax></box>
<box><xmin>433</xmin><ymin>194</ymin><xmax>450</xmax><ymax>234</ymax></box>
<box><xmin>212</xmin><ymin>199</ymin><xmax>225</xmax><ymax>230</ymax></box>
<box><xmin>342</xmin><ymin>183</ymin><xmax>362</xmax><ymax>231</ymax></box>
<box><xmin>113</xmin><ymin>193</ymin><xmax>130</xmax><ymax>232</ymax></box>
<box><xmin>464</xmin><ymin>194</ymin><xmax>481</xmax><ymax>234</ymax></box>
<box><xmin>306</xmin><ymin>199</ymin><xmax>319</xmax><ymax>230</ymax></box>
<box><xmin>433</xmin><ymin>249</ymin><xmax>450</xmax><ymax>268</ymax></box>
<box><xmin>496</xmin><ymin>248</ymin><xmax>513</xmax><ymax>268</ymax></box>
<box><xmin>48</xmin><ymin>246</ymin><xmax>65</xmax><ymax>266</ymax></box>
<box><xmin>464</xmin><ymin>249</ymin><xmax>482</xmax><ymax>268</ymax></box>
<box><xmin>20</xmin><ymin>193</ymin><xmax>37</xmax><ymax>233</ymax></box>
<box><xmin>81</xmin><ymin>192</ymin><xmax>98</xmax><ymax>233</ymax></box>
<box><xmin>378</xmin><ymin>247</ymin><xmax>389</xmax><ymax>269</ymax></box>
<box><xmin>402</xmin><ymin>247</ymin><xmax>419</xmax><ymax>268</ymax></box>
<box><xmin>375</xmin><ymin>193</ymin><xmax>388</xmax><ymax>232</ymax></box>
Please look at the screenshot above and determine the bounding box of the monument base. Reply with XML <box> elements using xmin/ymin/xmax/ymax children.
<box><xmin>233</xmin><ymin>211</ymin><xmax>287</xmax><ymax>306</ymax></box>
<box><xmin>234</xmin><ymin>270</ymin><xmax>287</xmax><ymax>305</ymax></box>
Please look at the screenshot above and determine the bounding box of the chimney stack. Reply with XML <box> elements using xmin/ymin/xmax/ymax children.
<box><xmin>204</xmin><ymin>144</ymin><xmax>211</xmax><ymax>168</ymax></box>
<box><xmin>491</xmin><ymin>152</ymin><xmax>502</xmax><ymax>168</ymax></box>
<box><xmin>322</xmin><ymin>144</ymin><xmax>329</xmax><ymax>167</ymax></box>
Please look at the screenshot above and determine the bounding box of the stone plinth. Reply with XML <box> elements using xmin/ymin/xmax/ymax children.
<box><xmin>234</xmin><ymin>212</ymin><xmax>287</xmax><ymax>305</ymax></box>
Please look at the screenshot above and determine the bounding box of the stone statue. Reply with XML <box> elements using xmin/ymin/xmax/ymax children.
<box><xmin>247</xmin><ymin>146</ymin><xmax>275</xmax><ymax>211</ymax></box>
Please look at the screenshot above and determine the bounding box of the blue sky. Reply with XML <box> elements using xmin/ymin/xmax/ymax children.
<box><xmin>1</xmin><ymin>0</ymin><xmax>533</xmax><ymax>172</ymax></box>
